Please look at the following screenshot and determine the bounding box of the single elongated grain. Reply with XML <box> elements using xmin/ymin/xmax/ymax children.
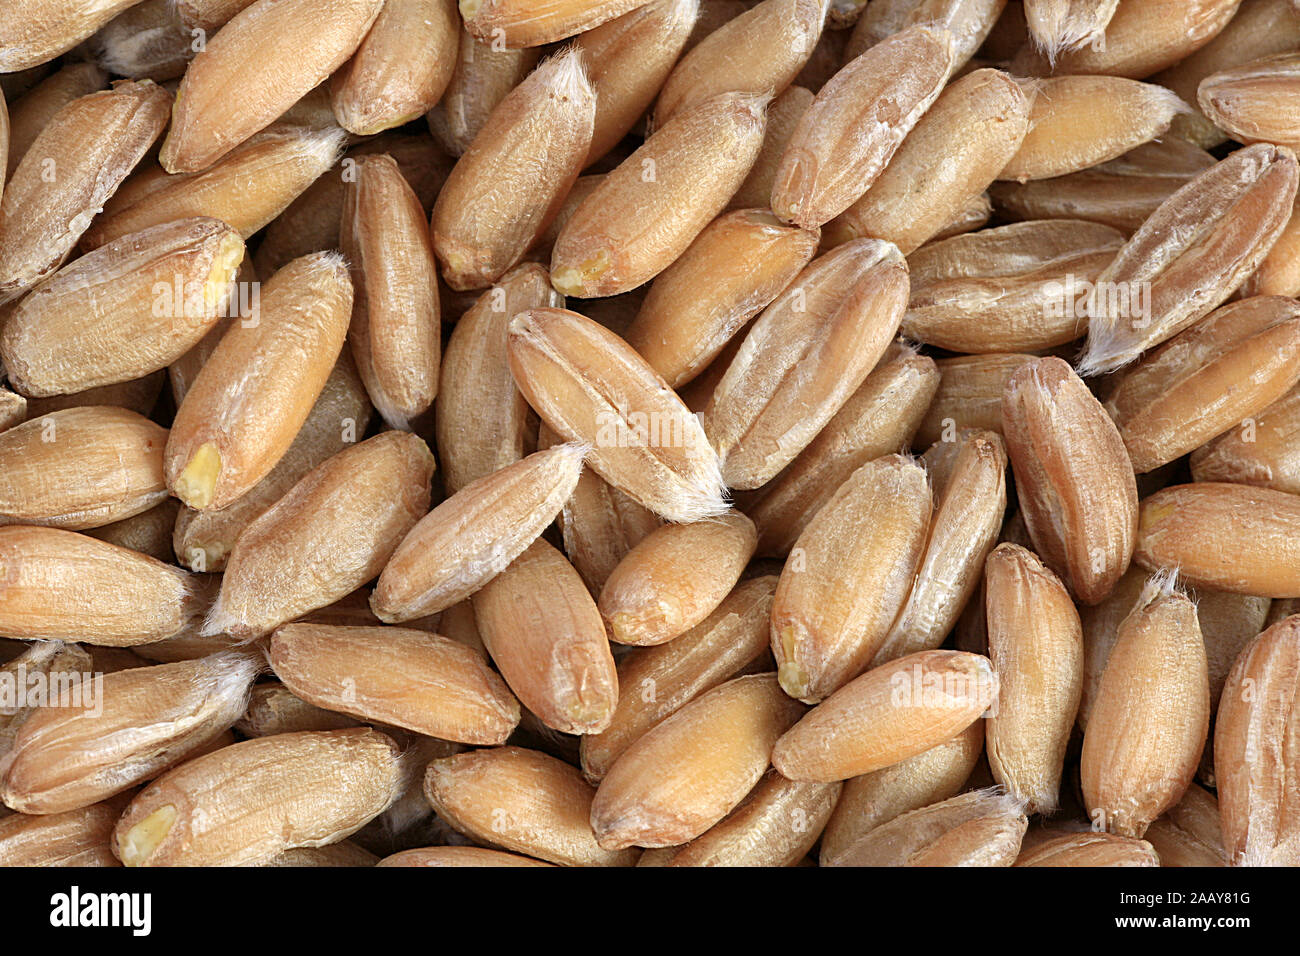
<box><xmin>580</xmin><ymin>575</ymin><xmax>776</xmax><ymax>782</ymax></box>
<box><xmin>425</xmin><ymin>747</ymin><xmax>636</xmax><ymax>866</ymax></box>
<box><xmin>574</xmin><ymin>0</ymin><xmax>699</xmax><ymax>165</ymax></box>
<box><xmin>1001</xmin><ymin>357</ymin><xmax>1138</xmax><ymax>605</ymax></box>
<box><xmin>165</xmin><ymin>252</ymin><xmax>352</xmax><ymax>511</ymax></box>
<box><xmin>702</xmin><ymin>239</ymin><xmax>909</xmax><ymax>489</ymax></box>
<box><xmin>599</xmin><ymin>510</ymin><xmax>755</xmax><ymax>646</ymax></box>
<box><xmin>746</xmin><ymin>348</ymin><xmax>938</xmax><ymax>557</ymax></box>
<box><xmin>1082</xmin><ymin>573</ymin><xmax>1209</xmax><ymax>837</ymax></box>
<box><xmin>507</xmin><ymin>306</ymin><xmax>726</xmax><ymax>522</ymax></box>
<box><xmin>772</xmin><ymin>650</ymin><xmax>997</xmax><ymax>782</ymax></box>
<box><xmin>113</xmin><ymin>728</ymin><xmax>402</xmax><ymax>866</ymax></box>
<box><xmin>873</xmin><ymin>433</ymin><xmax>1007</xmax><ymax>665</ymax></box>
<box><xmin>1106</xmin><ymin>296</ymin><xmax>1300</xmax><ymax>473</ymax></box>
<box><xmin>771</xmin><ymin>455</ymin><xmax>931</xmax><ymax>703</ymax></box>
<box><xmin>823</xmin><ymin>788</ymin><xmax>1026</xmax><ymax>867</ymax></box>
<box><xmin>0</xmin><ymin>526</ymin><xmax>202</xmax><ymax>646</ymax></box>
<box><xmin>0</xmin><ymin>80</ymin><xmax>170</xmax><ymax>303</ymax></box>
<box><xmin>1199</xmin><ymin>51</ymin><xmax>1300</xmax><ymax>151</ymax></box>
<box><xmin>591</xmin><ymin>673</ymin><xmax>804</xmax><ymax>849</ymax></box>
<box><xmin>988</xmin><ymin>138</ymin><xmax>1217</xmax><ymax>234</ymax></box>
<box><xmin>372</xmin><ymin>443</ymin><xmax>587</xmax><ymax>622</ymax></box>
<box><xmin>0</xmin><ymin>652</ymin><xmax>260</xmax><ymax>814</ymax></box>
<box><xmin>1</xmin><ymin>218</ymin><xmax>245</xmax><ymax>397</ymax></box>
<box><xmin>270</xmin><ymin>624</ymin><xmax>519</xmax><ymax>745</ymax></box>
<box><xmin>235</xmin><ymin>682</ymin><xmax>359</xmax><ymax>738</ymax></box>
<box><xmin>160</xmin><ymin>0</ymin><xmax>383</xmax><ymax>172</ymax></box>
<box><xmin>437</xmin><ymin>264</ymin><xmax>561</xmax><ymax>494</ymax></box>
<box><xmin>1214</xmin><ymin>616</ymin><xmax>1300</xmax><ymax>866</ymax></box>
<box><xmin>84</xmin><ymin>124</ymin><xmax>346</xmax><ymax>249</ymax></box>
<box><xmin>0</xmin><ymin>407</ymin><xmax>167</xmax><ymax>530</ymax></box>
<box><xmin>826</xmin><ymin>68</ymin><xmax>1030</xmax><ymax>253</ymax></box>
<box><xmin>771</xmin><ymin>25</ymin><xmax>954</xmax><ymax>229</ymax></box>
<box><xmin>204</xmin><ymin>431</ymin><xmax>434</xmax><ymax>640</ymax></box>
<box><xmin>983</xmin><ymin>544</ymin><xmax>1082</xmax><ymax>814</ymax></box>
<box><xmin>903</xmin><ymin>220</ymin><xmax>1124</xmax><ymax>353</ymax></box>
<box><xmin>341</xmin><ymin>154</ymin><xmax>440</xmax><ymax>429</ymax></box>
<box><xmin>624</xmin><ymin>209</ymin><xmax>819</xmax><ymax>389</ymax></box>
<box><xmin>432</xmin><ymin>49</ymin><xmax>596</xmax><ymax>291</ymax></box>
<box><xmin>1080</xmin><ymin>143</ymin><xmax>1299</xmax><ymax>375</ymax></box>
<box><xmin>551</xmin><ymin>90</ymin><xmax>767</xmax><ymax>297</ymax></box>
<box><xmin>654</xmin><ymin>0</ymin><xmax>826</xmax><ymax>125</ymax></box>
<box><xmin>1135</xmin><ymin>483</ymin><xmax>1300</xmax><ymax>597</ymax></box>
<box><xmin>471</xmin><ymin>539</ymin><xmax>618</xmax><ymax>734</ymax></box>
<box><xmin>173</xmin><ymin>355</ymin><xmax>372</xmax><ymax>572</ymax></box>
<box><xmin>818</xmin><ymin>722</ymin><xmax>983</xmax><ymax>864</ymax></box>
<box><xmin>330</xmin><ymin>0</ymin><xmax>459</xmax><ymax>136</ymax></box>
<box><xmin>999</xmin><ymin>76</ymin><xmax>1186</xmax><ymax>184</ymax></box>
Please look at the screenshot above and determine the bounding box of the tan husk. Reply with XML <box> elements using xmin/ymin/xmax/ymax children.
<box><xmin>1214</xmin><ymin>615</ymin><xmax>1300</xmax><ymax>866</ymax></box>
<box><xmin>770</xmin><ymin>454</ymin><xmax>932</xmax><ymax>703</ymax></box>
<box><xmin>1001</xmin><ymin>357</ymin><xmax>1138</xmax><ymax>605</ymax></box>
<box><xmin>269</xmin><ymin>623</ymin><xmax>520</xmax><ymax>745</ymax></box>
<box><xmin>770</xmin><ymin>25</ymin><xmax>955</xmax><ymax>229</ymax></box>
<box><xmin>164</xmin><ymin>252</ymin><xmax>353</xmax><ymax>511</ymax></box>
<box><xmin>772</xmin><ymin>649</ymin><xmax>998</xmax><ymax>781</ymax></box>
<box><xmin>506</xmin><ymin>306</ymin><xmax>727</xmax><ymax>522</ymax></box>
<box><xmin>0</xmin><ymin>80</ymin><xmax>171</xmax><ymax>303</ymax></box>
<box><xmin>330</xmin><ymin>0</ymin><xmax>459</xmax><ymax>136</ymax></box>
<box><xmin>599</xmin><ymin>510</ymin><xmax>756</xmax><ymax>646</ymax></box>
<box><xmin>159</xmin><ymin>0</ymin><xmax>383</xmax><ymax>173</ymax></box>
<box><xmin>1079</xmin><ymin>143</ymin><xmax>1300</xmax><ymax>376</ymax></box>
<box><xmin>341</xmin><ymin>154</ymin><xmax>441</xmax><ymax>429</ymax></box>
<box><xmin>983</xmin><ymin>543</ymin><xmax>1083</xmax><ymax>814</ymax></box>
<box><xmin>1</xmin><ymin>217</ymin><xmax>245</xmax><ymax>397</ymax></box>
<box><xmin>1081</xmin><ymin>572</ymin><xmax>1209</xmax><ymax>838</ymax></box>
<box><xmin>113</xmin><ymin>728</ymin><xmax>404</xmax><ymax>866</ymax></box>
<box><xmin>701</xmin><ymin>238</ymin><xmax>909</xmax><ymax>489</ymax></box>
<box><xmin>203</xmin><ymin>431</ymin><xmax>435</xmax><ymax>640</ymax></box>
<box><xmin>0</xmin><ymin>407</ymin><xmax>168</xmax><ymax>531</ymax></box>
<box><xmin>0</xmin><ymin>652</ymin><xmax>261</xmax><ymax>814</ymax></box>
<box><xmin>431</xmin><ymin>48</ymin><xmax>596</xmax><ymax>291</ymax></box>
<box><xmin>471</xmin><ymin>539</ymin><xmax>619</xmax><ymax>735</ymax></box>
<box><xmin>371</xmin><ymin>443</ymin><xmax>587</xmax><ymax>622</ymax></box>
